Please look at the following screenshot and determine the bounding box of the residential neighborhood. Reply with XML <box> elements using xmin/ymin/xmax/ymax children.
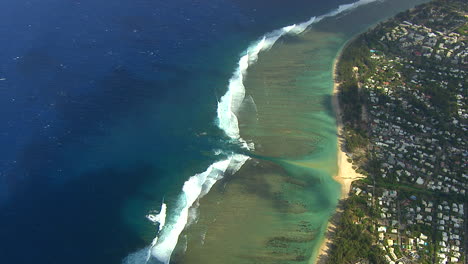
<box><xmin>350</xmin><ymin>184</ymin><xmax>465</xmax><ymax>264</ymax></box>
<box><xmin>328</xmin><ymin>0</ymin><xmax>467</xmax><ymax>263</ymax></box>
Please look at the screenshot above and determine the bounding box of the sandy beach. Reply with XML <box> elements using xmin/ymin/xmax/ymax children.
<box><xmin>331</xmin><ymin>51</ymin><xmax>366</xmax><ymax>201</ymax></box>
<box><xmin>313</xmin><ymin>49</ymin><xmax>366</xmax><ymax>264</ymax></box>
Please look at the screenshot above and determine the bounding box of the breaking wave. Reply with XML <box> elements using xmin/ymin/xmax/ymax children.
<box><xmin>123</xmin><ymin>0</ymin><xmax>382</xmax><ymax>263</ymax></box>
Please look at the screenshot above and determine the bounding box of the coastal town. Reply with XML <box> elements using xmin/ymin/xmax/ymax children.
<box><xmin>327</xmin><ymin>0</ymin><xmax>467</xmax><ymax>263</ymax></box>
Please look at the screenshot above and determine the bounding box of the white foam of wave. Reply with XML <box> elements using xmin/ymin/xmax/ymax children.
<box><xmin>125</xmin><ymin>1</ymin><xmax>383</xmax><ymax>263</ymax></box>
<box><xmin>324</xmin><ymin>0</ymin><xmax>383</xmax><ymax>18</ymax></box>
<box><xmin>213</xmin><ymin>149</ymin><xmax>223</xmax><ymax>155</ymax></box>
<box><xmin>146</xmin><ymin>203</ymin><xmax>167</xmax><ymax>230</ymax></box>
<box><xmin>123</xmin><ymin>246</ymin><xmax>152</xmax><ymax>264</ymax></box>
<box><xmin>142</xmin><ymin>203</ymin><xmax>167</xmax><ymax>262</ymax></box>
<box><xmin>149</xmin><ymin>154</ymin><xmax>248</xmax><ymax>264</ymax></box>
<box><xmin>215</xmin><ymin>0</ymin><xmax>380</xmax><ymax>150</ymax></box>
<box><xmin>200</xmin><ymin>231</ymin><xmax>207</xmax><ymax>246</ymax></box>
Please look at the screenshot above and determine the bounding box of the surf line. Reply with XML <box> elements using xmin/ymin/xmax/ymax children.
<box><xmin>124</xmin><ymin>1</ymin><xmax>382</xmax><ymax>263</ymax></box>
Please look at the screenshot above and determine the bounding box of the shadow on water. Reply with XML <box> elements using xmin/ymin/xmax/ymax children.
<box><xmin>321</xmin><ymin>94</ymin><xmax>336</xmax><ymax>120</ymax></box>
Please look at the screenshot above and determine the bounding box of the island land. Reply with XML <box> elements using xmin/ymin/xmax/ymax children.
<box><xmin>319</xmin><ymin>0</ymin><xmax>467</xmax><ymax>263</ymax></box>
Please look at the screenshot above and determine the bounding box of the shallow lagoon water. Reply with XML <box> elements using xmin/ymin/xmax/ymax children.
<box><xmin>170</xmin><ymin>0</ymin><xmax>430</xmax><ymax>263</ymax></box>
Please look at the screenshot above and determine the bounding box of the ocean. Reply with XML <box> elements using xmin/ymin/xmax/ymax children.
<box><xmin>0</xmin><ymin>0</ymin><xmax>428</xmax><ymax>263</ymax></box>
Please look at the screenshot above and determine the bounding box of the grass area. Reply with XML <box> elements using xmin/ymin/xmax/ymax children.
<box><xmin>456</xmin><ymin>22</ymin><xmax>468</xmax><ymax>35</ymax></box>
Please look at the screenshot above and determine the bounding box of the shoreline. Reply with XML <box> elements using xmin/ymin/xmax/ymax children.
<box><xmin>331</xmin><ymin>42</ymin><xmax>366</xmax><ymax>201</ymax></box>
<box><xmin>313</xmin><ymin>42</ymin><xmax>366</xmax><ymax>264</ymax></box>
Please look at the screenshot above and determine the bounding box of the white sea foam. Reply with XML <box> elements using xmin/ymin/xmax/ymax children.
<box><xmin>215</xmin><ymin>0</ymin><xmax>380</xmax><ymax>150</ymax></box>
<box><xmin>124</xmin><ymin>1</ymin><xmax>383</xmax><ymax>263</ymax></box>
<box><xmin>123</xmin><ymin>246</ymin><xmax>152</xmax><ymax>264</ymax></box>
<box><xmin>149</xmin><ymin>154</ymin><xmax>248</xmax><ymax>264</ymax></box>
<box><xmin>142</xmin><ymin>202</ymin><xmax>167</xmax><ymax>262</ymax></box>
<box><xmin>146</xmin><ymin>203</ymin><xmax>167</xmax><ymax>231</ymax></box>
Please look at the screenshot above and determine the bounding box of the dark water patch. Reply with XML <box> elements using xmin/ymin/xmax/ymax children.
<box><xmin>55</xmin><ymin>67</ymin><xmax>167</xmax><ymax>128</ymax></box>
<box><xmin>1</xmin><ymin>65</ymin><xmax>183</xmax><ymax>205</ymax></box>
<box><xmin>16</xmin><ymin>48</ymin><xmax>62</xmax><ymax>83</ymax></box>
<box><xmin>321</xmin><ymin>94</ymin><xmax>336</xmax><ymax>120</ymax></box>
<box><xmin>118</xmin><ymin>15</ymin><xmax>149</xmax><ymax>32</ymax></box>
<box><xmin>283</xmin><ymin>177</ymin><xmax>309</xmax><ymax>188</ymax></box>
<box><xmin>267</xmin><ymin>232</ymin><xmax>317</xmax><ymax>244</ymax></box>
<box><xmin>238</xmin><ymin>248</ymin><xmax>308</xmax><ymax>263</ymax></box>
<box><xmin>0</xmin><ymin>163</ymin><xmax>159</xmax><ymax>264</ymax></box>
<box><xmin>280</xmin><ymin>34</ymin><xmax>309</xmax><ymax>45</ymax></box>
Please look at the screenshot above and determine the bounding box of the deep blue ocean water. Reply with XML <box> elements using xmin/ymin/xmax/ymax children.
<box><xmin>0</xmin><ymin>0</ymin><xmax>354</xmax><ymax>263</ymax></box>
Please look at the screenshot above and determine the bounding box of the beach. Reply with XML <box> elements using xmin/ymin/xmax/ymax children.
<box><xmin>332</xmin><ymin>46</ymin><xmax>367</xmax><ymax>201</ymax></box>
<box><xmin>314</xmin><ymin>48</ymin><xmax>367</xmax><ymax>264</ymax></box>
<box><xmin>313</xmin><ymin>1</ymin><xmax>431</xmax><ymax>260</ymax></box>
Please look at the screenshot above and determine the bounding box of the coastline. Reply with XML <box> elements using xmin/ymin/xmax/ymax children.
<box><xmin>313</xmin><ymin>43</ymin><xmax>366</xmax><ymax>264</ymax></box>
<box><xmin>331</xmin><ymin>44</ymin><xmax>366</xmax><ymax>201</ymax></box>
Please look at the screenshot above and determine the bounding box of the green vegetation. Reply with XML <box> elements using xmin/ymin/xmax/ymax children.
<box><xmin>343</xmin><ymin>125</ymin><xmax>368</xmax><ymax>153</ymax></box>
<box><xmin>456</xmin><ymin>22</ymin><xmax>468</xmax><ymax>36</ymax></box>
<box><xmin>326</xmin><ymin>197</ymin><xmax>387</xmax><ymax>264</ymax></box>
